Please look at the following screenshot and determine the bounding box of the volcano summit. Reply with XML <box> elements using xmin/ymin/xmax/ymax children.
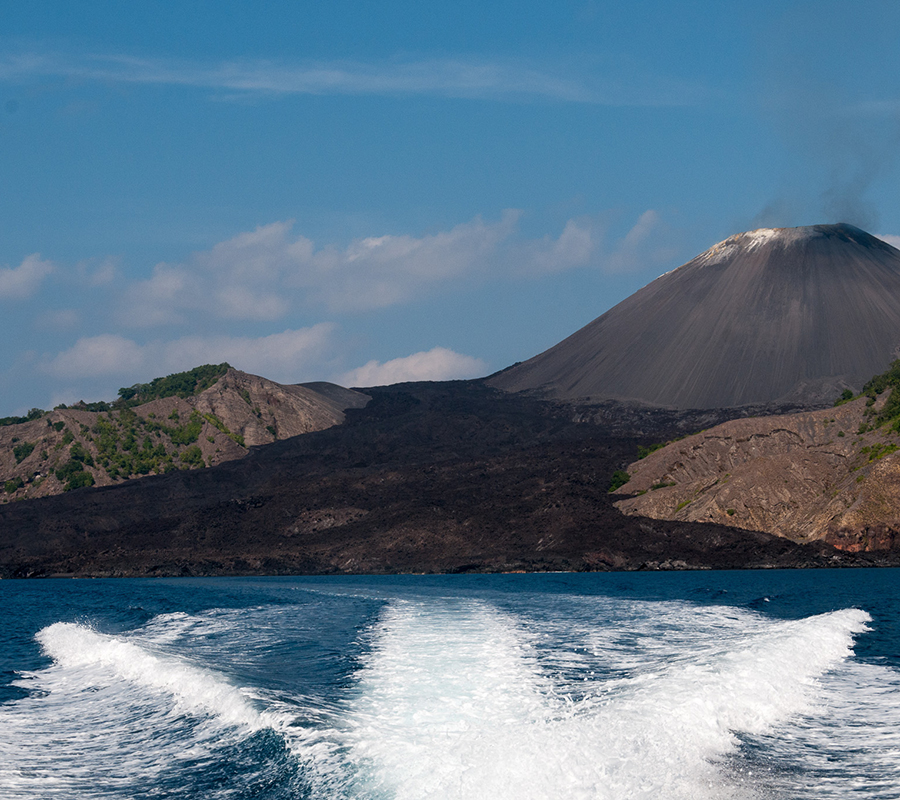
<box><xmin>491</xmin><ymin>224</ymin><xmax>900</xmax><ymax>409</ymax></box>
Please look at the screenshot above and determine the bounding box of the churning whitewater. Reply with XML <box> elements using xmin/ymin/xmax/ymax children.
<box><xmin>1</xmin><ymin>574</ymin><xmax>898</xmax><ymax>799</ymax></box>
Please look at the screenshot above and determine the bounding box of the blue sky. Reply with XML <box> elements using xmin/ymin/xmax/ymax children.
<box><xmin>2</xmin><ymin>1</ymin><xmax>900</xmax><ymax>412</ymax></box>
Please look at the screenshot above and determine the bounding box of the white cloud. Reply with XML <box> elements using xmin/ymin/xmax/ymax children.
<box><xmin>42</xmin><ymin>324</ymin><xmax>337</xmax><ymax>385</ymax></box>
<box><xmin>305</xmin><ymin>212</ymin><xmax>520</xmax><ymax>311</ymax></box>
<box><xmin>118</xmin><ymin>213</ymin><xmax>522</xmax><ymax>325</ymax></box>
<box><xmin>115</xmin><ymin>210</ymin><xmax>678</xmax><ymax>327</ymax></box>
<box><xmin>160</xmin><ymin>326</ymin><xmax>337</xmax><ymax>383</ymax></box>
<box><xmin>877</xmin><ymin>234</ymin><xmax>900</xmax><ymax>250</ymax></box>
<box><xmin>0</xmin><ymin>52</ymin><xmax>705</xmax><ymax>107</ymax></box>
<box><xmin>121</xmin><ymin>262</ymin><xmax>193</xmax><ymax>327</ymax></box>
<box><xmin>517</xmin><ymin>218</ymin><xmax>598</xmax><ymax>275</ymax></box>
<box><xmin>604</xmin><ymin>210</ymin><xmax>678</xmax><ymax>273</ymax></box>
<box><xmin>0</xmin><ymin>254</ymin><xmax>54</xmax><ymax>299</ymax></box>
<box><xmin>338</xmin><ymin>347</ymin><xmax>488</xmax><ymax>387</ymax></box>
<box><xmin>44</xmin><ymin>333</ymin><xmax>145</xmax><ymax>378</ymax></box>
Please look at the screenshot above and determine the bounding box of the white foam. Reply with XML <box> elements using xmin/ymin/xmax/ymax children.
<box><xmin>0</xmin><ymin>621</ymin><xmax>277</xmax><ymax>798</ymax></box>
<box><xmin>333</xmin><ymin>600</ymin><xmax>871</xmax><ymax>800</ymax></box>
<box><xmin>36</xmin><ymin>622</ymin><xmax>265</xmax><ymax>728</ymax></box>
<box><xmin>741</xmin><ymin>658</ymin><xmax>900</xmax><ymax>797</ymax></box>
<box><xmin>0</xmin><ymin>597</ymin><xmax>884</xmax><ymax>800</ymax></box>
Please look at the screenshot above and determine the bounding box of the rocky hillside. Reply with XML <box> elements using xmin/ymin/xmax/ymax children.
<box><xmin>0</xmin><ymin>366</ymin><xmax>368</xmax><ymax>503</ymax></box>
<box><xmin>612</xmin><ymin>370</ymin><xmax>900</xmax><ymax>552</ymax></box>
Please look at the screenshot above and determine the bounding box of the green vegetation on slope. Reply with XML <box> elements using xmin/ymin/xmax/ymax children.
<box><xmin>637</xmin><ymin>434</ymin><xmax>688</xmax><ymax>460</ymax></box>
<box><xmin>2</xmin><ymin>364</ymin><xmax>233</xmax><ymax>423</ymax></box>
<box><xmin>91</xmin><ymin>408</ymin><xmax>216</xmax><ymax>479</ymax></box>
<box><xmin>608</xmin><ymin>469</ymin><xmax>630</xmax><ymax>492</ymax></box>
<box><xmin>116</xmin><ymin>363</ymin><xmax>231</xmax><ymax>405</ymax></box>
<box><xmin>836</xmin><ymin>359</ymin><xmax>900</xmax><ymax>431</ymax></box>
<box><xmin>0</xmin><ymin>408</ymin><xmax>46</xmax><ymax>428</ymax></box>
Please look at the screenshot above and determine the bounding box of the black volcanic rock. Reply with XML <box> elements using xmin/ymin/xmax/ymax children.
<box><xmin>489</xmin><ymin>224</ymin><xmax>900</xmax><ymax>409</ymax></box>
<box><xmin>0</xmin><ymin>381</ymin><xmax>886</xmax><ymax>578</ymax></box>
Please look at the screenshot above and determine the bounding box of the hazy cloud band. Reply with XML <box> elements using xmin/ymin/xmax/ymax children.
<box><xmin>0</xmin><ymin>51</ymin><xmax>704</xmax><ymax>106</ymax></box>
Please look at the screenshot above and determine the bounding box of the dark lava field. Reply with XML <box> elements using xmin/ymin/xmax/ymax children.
<box><xmin>2</xmin><ymin>380</ymin><xmax>892</xmax><ymax>578</ymax></box>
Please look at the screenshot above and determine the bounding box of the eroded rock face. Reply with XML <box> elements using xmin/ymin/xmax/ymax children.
<box><xmin>192</xmin><ymin>370</ymin><xmax>353</xmax><ymax>447</ymax></box>
<box><xmin>0</xmin><ymin>370</ymin><xmax>368</xmax><ymax>502</ymax></box>
<box><xmin>613</xmin><ymin>395</ymin><xmax>900</xmax><ymax>550</ymax></box>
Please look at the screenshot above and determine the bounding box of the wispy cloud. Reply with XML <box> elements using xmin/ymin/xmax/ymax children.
<box><xmin>338</xmin><ymin>347</ymin><xmax>487</xmax><ymax>387</ymax></box>
<box><xmin>877</xmin><ymin>234</ymin><xmax>900</xmax><ymax>250</ymax></box>
<box><xmin>42</xmin><ymin>325</ymin><xmax>337</xmax><ymax>384</ymax></box>
<box><xmin>603</xmin><ymin>210</ymin><xmax>679</xmax><ymax>273</ymax></box>
<box><xmin>0</xmin><ymin>254</ymin><xmax>54</xmax><ymax>299</ymax></box>
<box><xmin>115</xmin><ymin>210</ymin><xmax>675</xmax><ymax>327</ymax></box>
<box><xmin>118</xmin><ymin>212</ymin><xmax>522</xmax><ymax>324</ymax></box>
<box><xmin>0</xmin><ymin>51</ymin><xmax>705</xmax><ymax>106</ymax></box>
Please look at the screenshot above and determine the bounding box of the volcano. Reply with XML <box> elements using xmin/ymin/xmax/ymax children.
<box><xmin>489</xmin><ymin>223</ymin><xmax>900</xmax><ymax>409</ymax></box>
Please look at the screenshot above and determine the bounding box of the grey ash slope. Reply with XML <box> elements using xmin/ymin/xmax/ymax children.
<box><xmin>489</xmin><ymin>224</ymin><xmax>900</xmax><ymax>409</ymax></box>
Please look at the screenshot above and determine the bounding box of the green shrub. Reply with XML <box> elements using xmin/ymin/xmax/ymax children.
<box><xmin>68</xmin><ymin>442</ymin><xmax>94</xmax><ymax>467</ymax></box>
<box><xmin>179</xmin><ymin>445</ymin><xmax>204</xmax><ymax>467</ymax></box>
<box><xmin>0</xmin><ymin>408</ymin><xmax>45</xmax><ymax>427</ymax></box>
<box><xmin>170</xmin><ymin>411</ymin><xmax>203</xmax><ymax>445</ymax></box>
<box><xmin>63</xmin><ymin>471</ymin><xmax>94</xmax><ymax>491</ymax></box>
<box><xmin>4</xmin><ymin>477</ymin><xmax>23</xmax><ymax>494</ymax></box>
<box><xmin>834</xmin><ymin>389</ymin><xmax>854</xmax><ymax>406</ymax></box>
<box><xmin>13</xmin><ymin>441</ymin><xmax>35</xmax><ymax>463</ymax></box>
<box><xmin>858</xmin><ymin>360</ymin><xmax>900</xmax><ymax>428</ymax></box>
<box><xmin>865</xmin><ymin>442</ymin><xmax>898</xmax><ymax>462</ymax></box>
<box><xmin>637</xmin><ymin>435</ymin><xmax>687</xmax><ymax>460</ymax></box>
<box><xmin>608</xmin><ymin>470</ymin><xmax>631</xmax><ymax>492</ymax></box>
<box><xmin>55</xmin><ymin>459</ymin><xmax>95</xmax><ymax>491</ymax></box>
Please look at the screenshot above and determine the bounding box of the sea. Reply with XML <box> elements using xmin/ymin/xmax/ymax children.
<box><xmin>1</xmin><ymin>570</ymin><xmax>899</xmax><ymax>799</ymax></box>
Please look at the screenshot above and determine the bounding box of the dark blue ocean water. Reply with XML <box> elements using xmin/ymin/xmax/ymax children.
<box><xmin>1</xmin><ymin>570</ymin><xmax>899</xmax><ymax>799</ymax></box>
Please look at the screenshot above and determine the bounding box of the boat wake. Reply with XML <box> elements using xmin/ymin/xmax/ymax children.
<box><xmin>0</xmin><ymin>595</ymin><xmax>890</xmax><ymax>799</ymax></box>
